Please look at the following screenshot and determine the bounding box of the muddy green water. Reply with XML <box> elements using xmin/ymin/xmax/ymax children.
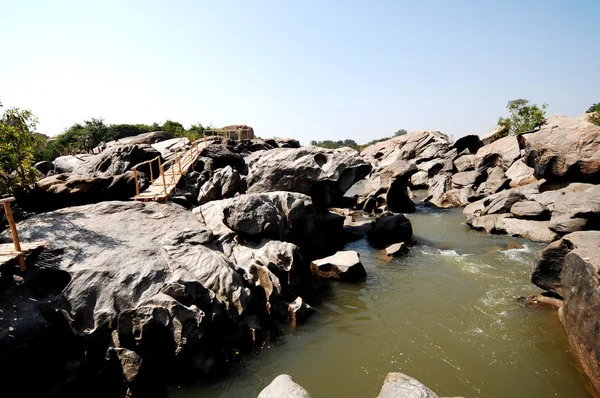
<box><xmin>169</xmin><ymin>207</ymin><xmax>591</xmax><ymax>398</ymax></box>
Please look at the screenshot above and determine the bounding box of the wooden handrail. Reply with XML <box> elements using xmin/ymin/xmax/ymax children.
<box><xmin>1</xmin><ymin>197</ymin><xmax>26</xmax><ymax>270</ymax></box>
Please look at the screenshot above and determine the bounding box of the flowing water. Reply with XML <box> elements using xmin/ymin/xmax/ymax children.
<box><xmin>169</xmin><ymin>206</ymin><xmax>591</xmax><ymax>398</ymax></box>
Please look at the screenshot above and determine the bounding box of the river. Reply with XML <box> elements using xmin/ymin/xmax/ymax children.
<box><xmin>169</xmin><ymin>205</ymin><xmax>591</xmax><ymax>398</ymax></box>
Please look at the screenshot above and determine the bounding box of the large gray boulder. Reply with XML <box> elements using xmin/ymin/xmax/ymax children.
<box><xmin>495</xmin><ymin>218</ymin><xmax>559</xmax><ymax>243</ymax></box>
<box><xmin>73</xmin><ymin>144</ymin><xmax>161</xmax><ymax>178</ymax></box>
<box><xmin>258</xmin><ymin>374</ymin><xmax>312</xmax><ymax>398</ymax></box>
<box><xmin>197</xmin><ymin>166</ymin><xmax>245</xmax><ymax>205</ymax></box>
<box><xmin>560</xmin><ymin>248</ymin><xmax>600</xmax><ymax>396</ymax></box>
<box><xmin>510</xmin><ymin>201</ymin><xmax>550</xmax><ymax>220</ymax></box>
<box><xmin>361</xmin><ymin>131</ymin><xmax>451</xmax><ymax>165</ymax></box>
<box><xmin>505</xmin><ymin>159</ymin><xmax>537</xmax><ymax>187</ymax></box>
<box><xmin>531</xmin><ymin>231</ymin><xmax>600</xmax><ymax>295</ymax></box>
<box><xmin>246</xmin><ymin>147</ymin><xmax>371</xmax><ymax>208</ymax></box>
<box><xmin>522</xmin><ymin>115</ymin><xmax>600</xmax><ymax>182</ymax></box>
<box><xmin>195</xmin><ymin>192</ymin><xmax>344</xmax><ymax>257</ymax></box>
<box><xmin>33</xmin><ymin>171</ymin><xmax>145</xmax><ymax>211</ymax></box>
<box><xmin>53</xmin><ymin>154</ymin><xmax>93</xmax><ymax>173</ymax></box>
<box><xmin>357</xmin><ymin>160</ymin><xmax>417</xmax><ymax>213</ymax></box>
<box><xmin>475</xmin><ymin>135</ymin><xmax>521</xmax><ymax>170</ymax></box>
<box><xmin>549</xmin><ymin>184</ymin><xmax>600</xmax><ymax>234</ymax></box>
<box><xmin>377</xmin><ymin>372</ymin><xmax>439</xmax><ymax>398</ymax></box>
<box><xmin>106</xmin><ymin>131</ymin><xmax>172</xmax><ymax>147</ymax></box>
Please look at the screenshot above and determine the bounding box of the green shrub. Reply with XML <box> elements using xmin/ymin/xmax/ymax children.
<box><xmin>497</xmin><ymin>99</ymin><xmax>547</xmax><ymax>136</ymax></box>
<box><xmin>0</xmin><ymin>107</ymin><xmax>42</xmax><ymax>195</ymax></box>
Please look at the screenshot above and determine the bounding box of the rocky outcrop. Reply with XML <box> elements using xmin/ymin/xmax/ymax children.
<box><xmin>200</xmin><ymin>144</ymin><xmax>247</xmax><ymax>174</ymax></box>
<box><xmin>531</xmin><ymin>231</ymin><xmax>600</xmax><ymax>395</ymax></box>
<box><xmin>30</xmin><ymin>171</ymin><xmax>145</xmax><ymax>212</ymax></box>
<box><xmin>53</xmin><ymin>154</ymin><xmax>93</xmax><ymax>173</ymax></box>
<box><xmin>246</xmin><ymin>147</ymin><xmax>371</xmax><ymax>209</ymax></box>
<box><xmin>1</xmin><ymin>192</ymin><xmax>339</xmax><ymax>397</ymax></box>
<box><xmin>531</xmin><ymin>231</ymin><xmax>600</xmax><ymax>295</ymax></box>
<box><xmin>106</xmin><ymin>131</ymin><xmax>172</xmax><ymax>147</ymax></box>
<box><xmin>310</xmin><ymin>250</ymin><xmax>366</xmax><ymax>282</ymax></box>
<box><xmin>559</xmin><ymin>249</ymin><xmax>600</xmax><ymax>395</ymax></box>
<box><xmin>257</xmin><ymin>374</ymin><xmax>312</xmax><ymax>398</ymax></box>
<box><xmin>474</xmin><ymin>135</ymin><xmax>521</xmax><ymax>170</ymax></box>
<box><xmin>522</xmin><ymin>115</ymin><xmax>600</xmax><ymax>182</ymax></box>
<box><xmin>357</xmin><ymin>160</ymin><xmax>417</xmax><ymax>213</ymax></box>
<box><xmin>548</xmin><ymin>184</ymin><xmax>600</xmax><ymax>234</ymax></box>
<box><xmin>197</xmin><ymin>166</ymin><xmax>245</xmax><ymax>206</ymax></box>
<box><xmin>72</xmin><ymin>144</ymin><xmax>160</xmax><ymax>178</ymax></box>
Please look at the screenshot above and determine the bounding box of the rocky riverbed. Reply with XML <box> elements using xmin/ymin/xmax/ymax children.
<box><xmin>2</xmin><ymin>113</ymin><xmax>600</xmax><ymax>397</ymax></box>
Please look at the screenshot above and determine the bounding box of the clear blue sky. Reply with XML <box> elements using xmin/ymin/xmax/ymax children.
<box><xmin>2</xmin><ymin>0</ymin><xmax>599</xmax><ymax>144</ymax></box>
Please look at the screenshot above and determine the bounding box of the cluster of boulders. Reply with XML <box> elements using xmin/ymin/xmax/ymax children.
<box><xmin>257</xmin><ymin>372</ymin><xmax>453</xmax><ymax>398</ymax></box>
<box><xmin>4</xmin><ymin>112</ymin><xmax>599</xmax><ymax>397</ymax></box>
<box><xmin>2</xmin><ymin>129</ymin><xmax>415</xmax><ymax>397</ymax></box>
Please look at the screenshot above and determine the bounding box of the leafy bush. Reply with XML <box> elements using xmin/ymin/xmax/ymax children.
<box><xmin>586</xmin><ymin>103</ymin><xmax>600</xmax><ymax>113</ymax></box>
<box><xmin>497</xmin><ymin>99</ymin><xmax>548</xmax><ymax>136</ymax></box>
<box><xmin>587</xmin><ymin>103</ymin><xmax>600</xmax><ymax>126</ymax></box>
<box><xmin>0</xmin><ymin>106</ymin><xmax>43</xmax><ymax>195</ymax></box>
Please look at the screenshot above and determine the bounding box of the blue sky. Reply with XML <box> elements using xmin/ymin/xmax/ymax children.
<box><xmin>1</xmin><ymin>0</ymin><xmax>599</xmax><ymax>144</ymax></box>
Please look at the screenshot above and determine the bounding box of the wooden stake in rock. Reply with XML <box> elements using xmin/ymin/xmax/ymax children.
<box><xmin>1</xmin><ymin>197</ymin><xmax>26</xmax><ymax>271</ymax></box>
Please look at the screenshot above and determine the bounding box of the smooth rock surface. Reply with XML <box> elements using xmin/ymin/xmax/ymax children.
<box><xmin>310</xmin><ymin>250</ymin><xmax>366</xmax><ymax>282</ymax></box>
<box><xmin>257</xmin><ymin>374</ymin><xmax>312</xmax><ymax>398</ymax></box>
<box><xmin>377</xmin><ymin>372</ymin><xmax>439</xmax><ymax>398</ymax></box>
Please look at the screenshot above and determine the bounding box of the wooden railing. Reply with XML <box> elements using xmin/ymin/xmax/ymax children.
<box><xmin>1</xmin><ymin>197</ymin><xmax>26</xmax><ymax>270</ymax></box>
<box><xmin>131</xmin><ymin>140</ymin><xmax>203</xmax><ymax>200</ymax></box>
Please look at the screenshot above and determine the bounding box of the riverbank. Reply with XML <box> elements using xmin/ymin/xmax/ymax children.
<box><xmin>169</xmin><ymin>207</ymin><xmax>590</xmax><ymax>398</ymax></box>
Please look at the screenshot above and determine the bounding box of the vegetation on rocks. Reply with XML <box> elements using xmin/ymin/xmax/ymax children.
<box><xmin>0</xmin><ymin>103</ymin><xmax>42</xmax><ymax>195</ymax></box>
<box><xmin>497</xmin><ymin>98</ymin><xmax>548</xmax><ymax>136</ymax></box>
<box><xmin>310</xmin><ymin>128</ymin><xmax>408</xmax><ymax>151</ymax></box>
<box><xmin>587</xmin><ymin>103</ymin><xmax>600</xmax><ymax>126</ymax></box>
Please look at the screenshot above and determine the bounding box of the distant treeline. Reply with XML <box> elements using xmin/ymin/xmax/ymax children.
<box><xmin>35</xmin><ymin>119</ymin><xmax>212</xmax><ymax>162</ymax></box>
<box><xmin>310</xmin><ymin>129</ymin><xmax>407</xmax><ymax>151</ymax></box>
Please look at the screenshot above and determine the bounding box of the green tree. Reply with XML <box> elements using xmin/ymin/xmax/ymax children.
<box><xmin>497</xmin><ymin>99</ymin><xmax>548</xmax><ymax>136</ymax></box>
<box><xmin>394</xmin><ymin>129</ymin><xmax>407</xmax><ymax>136</ymax></box>
<box><xmin>586</xmin><ymin>103</ymin><xmax>600</xmax><ymax>113</ymax></box>
<box><xmin>0</xmin><ymin>106</ymin><xmax>42</xmax><ymax>195</ymax></box>
<box><xmin>162</xmin><ymin>120</ymin><xmax>184</xmax><ymax>136</ymax></box>
<box><xmin>587</xmin><ymin>103</ymin><xmax>600</xmax><ymax>126</ymax></box>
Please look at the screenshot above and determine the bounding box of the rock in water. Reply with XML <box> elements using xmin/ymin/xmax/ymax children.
<box><xmin>385</xmin><ymin>242</ymin><xmax>406</xmax><ymax>256</ymax></box>
<box><xmin>367</xmin><ymin>214</ymin><xmax>413</xmax><ymax>249</ymax></box>
<box><xmin>377</xmin><ymin>372</ymin><xmax>439</xmax><ymax>398</ymax></box>
<box><xmin>310</xmin><ymin>250</ymin><xmax>366</xmax><ymax>282</ymax></box>
<box><xmin>560</xmin><ymin>248</ymin><xmax>600</xmax><ymax>396</ymax></box>
<box><xmin>531</xmin><ymin>231</ymin><xmax>600</xmax><ymax>295</ymax></box>
<box><xmin>258</xmin><ymin>374</ymin><xmax>312</xmax><ymax>398</ymax></box>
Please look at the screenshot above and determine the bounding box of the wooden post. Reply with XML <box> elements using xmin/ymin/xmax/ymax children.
<box><xmin>149</xmin><ymin>162</ymin><xmax>154</xmax><ymax>181</ymax></box>
<box><xmin>2</xmin><ymin>199</ymin><xmax>26</xmax><ymax>271</ymax></box>
<box><xmin>203</xmin><ymin>132</ymin><xmax>207</xmax><ymax>145</ymax></box>
<box><xmin>133</xmin><ymin>169</ymin><xmax>140</xmax><ymax>197</ymax></box>
<box><xmin>159</xmin><ymin>158</ymin><xmax>167</xmax><ymax>196</ymax></box>
<box><xmin>177</xmin><ymin>153</ymin><xmax>182</xmax><ymax>175</ymax></box>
